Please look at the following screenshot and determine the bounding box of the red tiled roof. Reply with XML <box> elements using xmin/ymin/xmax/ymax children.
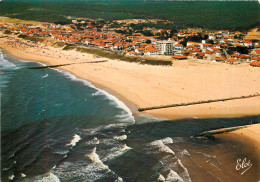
<box><xmin>205</xmin><ymin>51</ymin><xmax>213</xmax><ymax>55</ymax></box>
<box><xmin>227</xmin><ymin>58</ymin><xmax>238</xmax><ymax>62</ymax></box>
<box><xmin>147</xmin><ymin>47</ymin><xmax>158</xmax><ymax>52</ymax></box>
<box><xmin>249</xmin><ymin>61</ymin><xmax>260</xmax><ymax>67</ymax></box>
<box><xmin>216</xmin><ymin>57</ymin><xmax>226</xmax><ymax>61</ymax></box>
<box><xmin>251</xmin><ymin>57</ymin><xmax>260</xmax><ymax>61</ymax></box>
<box><xmin>197</xmin><ymin>52</ymin><xmax>205</xmax><ymax>57</ymax></box>
<box><xmin>255</xmin><ymin>50</ymin><xmax>260</xmax><ymax>54</ymax></box>
<box><xmin>21</xmin><ymin>28</ymin><xmax>27</xmax><ymax>32</ymax></box>
<box><xmin>172</xmin><ymin>55</ymin><xmax>187</xmax><ymax>59</ymax></box>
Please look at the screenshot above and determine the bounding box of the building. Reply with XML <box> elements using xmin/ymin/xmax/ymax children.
<box><xmin>156</xmin><ymin>40</ymin><xmax>175</xmax><ymax>55</ymax></box>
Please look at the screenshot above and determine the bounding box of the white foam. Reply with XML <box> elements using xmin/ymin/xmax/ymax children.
<box><xmin>122</xmin><ymin>144</ymin><xmax>132</xmax><ymax>151</ymax></box>
<box><xmin>0</xmin><ymin>51</ymin><xmax>19</xmax><ymax>70</ymax></box>
<box><xmin>149</xmin><ymin>138</ymin><xmax>175</xmax><ymax>155</ymax></box>
<box><xmin>157</xmin><ymin>173</ymin><xmax>166</xmax><ymax>182</ymax></box>
<box><xmin>180</xmin><ymin>149</ymin><xmax>190</xmax><ymax>156</ymax></box>
<box><xmin>92</xmin><ymin>90</ymin><xmax>103</xmax><ymax>96</ymax></box>
<box><xmin>86</xmin><ymin>137</ymin><xmax>100</xmax><ymax>145</ymax></box>
<box><xmin>42</xmin><ymin>74</ymin><xmax>48</xmax><ymax>78</ymax></box>
<box><xmin>161</xmin><ymin>137</ymin><xmax>173</xmax><ymax>144</ymax></box>
<box><xmin>166</xmin><ymin>170</ymin><xmax>184</xmax><ymax>182</ymax></box>
<box><xmin>116</xmin><ymin>177</ymin><xmax>123</xmax><ymax>182</ymax></box>
<box><xmin>67</xmin><ymin>134</ymin><xmax>81</xmax><ymax>146</ymax></box>
<box><xmin>176</xmin><ymin>159</ymin><xmax>192</xmax><ymax>182</ymax></box>
<box><xmin>103</xmin><ymin>144</ymin><xmax>132</xmax><ymax>162</ymax></box>
<box><xmin>83</xmin><ymin>123</ymin><xmax>128</xmax><ymax>136</ymax></box>
<box><xmin>85</xmin><ymin>147</ymin><xmax>121</xmax><ymax>178</ymax></box>
<box><xmin>148</xmin><ymin>138</ymin><xmax>192</xmax><ymax>182</ymax></box>
<box><xmin>55</xmin><ymin>69</ymin><xmax>135</xmax><ymax>123</ymax></box>
<box><xmin>34</xmin><ymin>173</ymin><xmax>60</xmax><ymax>182</ymax></box>
<box><xmin>8</xmin><ymin>175</ymin><xmax>14</xmax><ymax>180</ymax></box>
<box><xmin>21</xmin><ymin>173</ymin><xmax>26</xmax><ymax>178</ymax></box>
<box><xmin>52</xmin><ymin>160</ymin><xmax>123</xmax><ymax>182</ymax></box>
<box><xmin>86</xmin><ymin>147</ymin><xmax>104</xmax><ymax>165</ymax></box>
<box><xmin>171</xmin><ymin>137</ymin><xmax>186</xmax><ymax>143</ymax></box>
<box><xmin>54</xmin><ymin>150</ymin><xmax>69</xmax><ymax>155</ymax></box>
<box><xmin>114</xmin><ymin>135</ymin><xmax>127</xmax><ymax>140</ymax></box>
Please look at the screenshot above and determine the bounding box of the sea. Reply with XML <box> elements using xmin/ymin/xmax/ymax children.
<box><xmin>1</xmin><ymin>49</ymin><xmax>259</xmax><ymax>182</ymax></box>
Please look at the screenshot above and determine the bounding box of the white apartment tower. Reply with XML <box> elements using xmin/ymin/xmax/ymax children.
<box><xmin>156</xmin><ymin>40</ymin><xmax>175</xmax><ymax>55</ymax></box>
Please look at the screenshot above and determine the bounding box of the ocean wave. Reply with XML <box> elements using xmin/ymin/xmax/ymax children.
<box><xmin>84</xmin><ymin>147</ymin><xmax>124</xmax><ymax>180</ymax></box>
<box><xmin>85</xmin><ymin>137</ymin><xmax>100</xmax><ymax>145</ymax></box>
<box><xmin>180</xmin><ymin>149</ymin><xmax>190</xmax><ymax>156</ymax></box>
<box><xmin>146</xmin><ymin>138</ymin><xmax>192</xmax><ymax>182</ymax></box>
<box><xmin>166</xmin><ymin>170</ymin><xmax>184</xmax><ymax>182</ymax></box>
<box><xmin>52</xmin><ymin>160</ymin><xmax>122</xmax><ymax>181</ymax></box>
<box><xmin>157</xmin><ymin>173</ymin><xmax>166</xmax><ymax>182</ymax></box>
<box><xmin>102</xmin><ymin>144</ymin><xmax>132</xmax><ymax>162</ymax></box>
<box><xmin>8</xmin><ymin>174</ymin><xmax>15</xmax><ymax>180</ymax></box>
<box><xmin>148</xmin><ymin>138</ymin><xmax>175</xmax><ymax>155</ymax></box>
<box><xmin>114</xmin><ymin>135</ymin><xmax>127</xmax><ymax>140</ymax></box>
<box><xmin>66</xmin><ymin>134</ymin><xmax>81</xmax><ymax>147</ymax></box>
<box><xmin>86</xmin><ymin>147</ymin><xmax>104</xmax><ymax>164</ymax></box>
<box><xmin>83</xmin><ymin>123</ymin><xmax>129</xmax><ymax>136</ymax></box>
<box><xmin>91</xmin><ymin>90</ymin><xmax>103</xmax><ymax>96</ymax></box>
<box><xmin>54</xmin><ymin>69</ymin><xmax>135</xmax><ymax>123</ymax></box>
<box><xmin>42</xmin><ymin>74</ymin><xmax>48</xmax><ymax>78</ymax></box>
<box><xmin>29</xmin><ymin>172</ymin><xmax>60</xmax><ymax>182</ymax></box>
<box><xmin>0</xmin><ymin>51</ymin><xmax>20</xmax><ymax>70</ymax></box>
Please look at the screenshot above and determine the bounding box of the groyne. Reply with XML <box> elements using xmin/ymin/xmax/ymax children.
<box><xmin>138</xmin><ymin>93</ymin><xmax>260</xmax><ymax>112</ymax></box>
<box><xmin>28</xmin><ymin>60</ymin><xmax>107</xmax><ymax>69</ymax></box>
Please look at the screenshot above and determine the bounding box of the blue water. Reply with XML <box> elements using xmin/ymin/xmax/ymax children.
<box><xmin>1</xmin><ymin>49</ymin><xmax>259</xmax><ymax>182</ymax></box>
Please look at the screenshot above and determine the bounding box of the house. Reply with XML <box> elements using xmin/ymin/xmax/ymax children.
<box><xmin>215</xmin><ymin>57</ymin><xmax>226</xmax><ymax>62</ymax></box>
<box><xmin>249</xmin><ymin>61</ymin><xmax>260</xmax><ymax>67</ymax></box>
<box><xmin>20</xmin><ymin>28</ymin><xmax>28</xmax><ymax>34</ymax></box>
<box><xmin>226</xmin><ymin>58</ymin><xmax>239</xmax><ymax>64</ymax></box>
<box><xmin>200</xmin><ymin>43</ymin><xmax>212</xmax><ymax>50</ymax></box>
<box><xmin>177</xmin><ymin>33</ymin><xmax>185</xmax><ymax>37</ymax></box>
<box><xmin>174</xmin><ymin>44</ymin><xmax>183</xmax><ymax>50</ymax></box>
<box><xmin>251</xmin><ymin>57</ymin><xmax>260</xmax><ymax>61</ymax></box>
<box><xmin>239</xmin><ymin>54</ymin><xmax>251</xmax><ymax>61</ymax></box>
<box><xmin>81</xmin><ymin>38</ymin><xmax>92</xmax><ymax>45</ymax></box>
<box><xmin>66</xmin><ymin>37</ymin><xmax>80</xmax><ymax>44</ymax></box>
<box><xmin>0</xmin><ymin>24</ymin><xmax>5</xmax><ymax>29</ymax></box>
<box><xmin>208</xmin><ymin>33</ymin><xmax>215</xmax><ymax>40</ymax></box>
<box><xmin>172</xmin><ymin>55</ymin><xmax>187</xmax><ymax>60</ymax></box>
<box><xmin>254</xmin><ymin>44</ymin><xmax>260</xmax><ymax>50</ymax></box>
<box><xmin>145</xmin><ymin>47</ymin><xmax>158</xmax><ymax>56</ymax></box>
<box><xmin>196</xmin><ymin>52</ymin><xmax>205</xmax><ymax>59</ymax></box>
<box><xmin>113</xmin><ymin>42</ymin><xmax>124</xmax><ymax>50</ymax></box>
<box><xmin>251</xmin><ymin>49</ymin><xmax>260</xmax><ymax>56</ymax></box>
<box><xmin>39</xmin><ymin>31</ymin><xmax>49</xmax><ymax>37</ymax></box>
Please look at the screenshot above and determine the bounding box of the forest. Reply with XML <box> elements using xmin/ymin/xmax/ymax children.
<box><xmin>0</xmin><ymin>1</ymin><xmax>259</xmax><ymax>30</ymax></box>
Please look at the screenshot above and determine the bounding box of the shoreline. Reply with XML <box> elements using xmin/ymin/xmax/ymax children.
<box><xmin>1</xmin><ymin>35</ymin><xmax>260</xmax><ymax>167</ymax></box>
<box><xmin>1</xmin><ymin>35</ymin><xmax>260</xmax><ymax>120</ymax></box>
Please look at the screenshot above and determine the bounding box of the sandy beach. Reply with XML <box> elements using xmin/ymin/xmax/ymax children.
<box><xmin>217</xmin><ymin>123</ymin><xmax>260</xmax><ymax>151</ymax></box>
<box><xmin>1</xmin><ymin>34</ymin><xmax>260</xmax><ymax>119</ymax></box>
<box><xmin>215</xmin><ymin>123</ymin><xmax>260</xmax><ymax>166</ymax></box>
<box><xmin>1</xmin><ymin>33</ymin><xmax>260</xmax><ymax>174</ymax></box>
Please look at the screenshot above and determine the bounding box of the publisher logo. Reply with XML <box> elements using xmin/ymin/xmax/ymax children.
<box><xmin>236</xmin><ymin>158</ymin><xmax>252</xmax><ymax>175</ymax></box>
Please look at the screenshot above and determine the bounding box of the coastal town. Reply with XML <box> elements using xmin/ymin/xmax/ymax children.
<box><xmin>1</xmin><ymin>4</ymin><xmax>260</xmax><ymax>181</ymax></box>
<box><xmin>1</xmin><ymin>19</ymin><xmax>260</xmax><ymax>67</ymax></box>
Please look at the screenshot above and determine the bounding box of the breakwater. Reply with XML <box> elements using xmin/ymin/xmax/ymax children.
<box><xmin>28</xmin><ymin>60</ymin><xmax>107</xmax><ymax>69</ymax></box>
<box><xmin>138</xmin><ymin>93</ymin><xmax>260</xmax><ymax>112</ymax></box>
